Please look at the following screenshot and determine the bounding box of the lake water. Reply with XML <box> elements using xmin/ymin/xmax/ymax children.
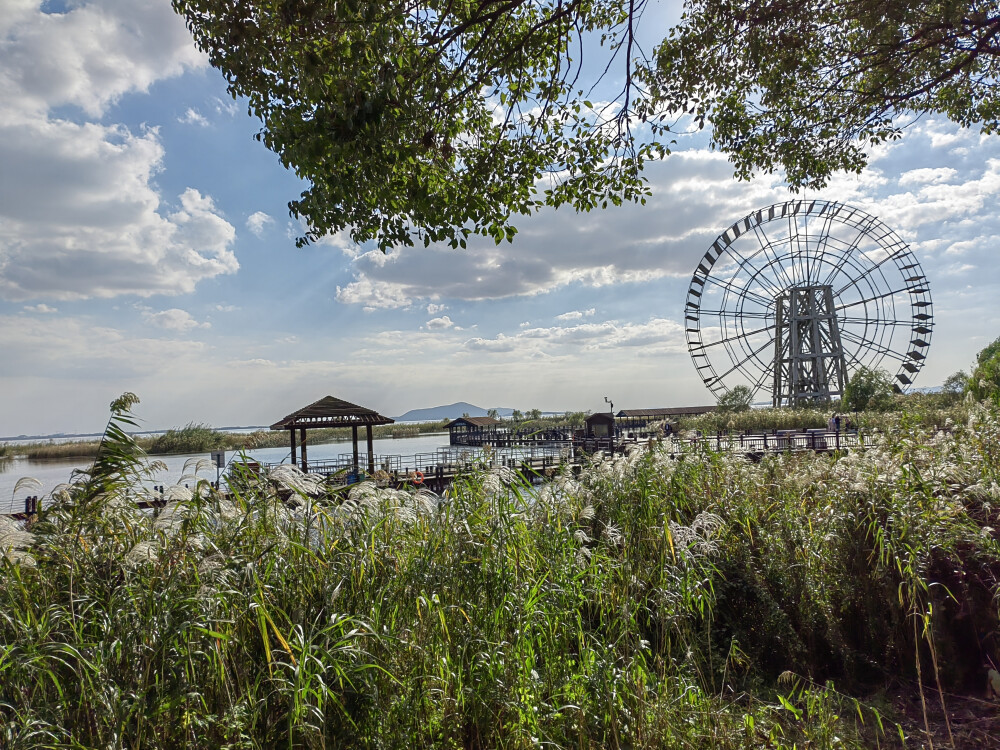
<box><xmin>0</xmin><ymin>432</ymin><xmax>454</xmax><ymax>515</ymax></box>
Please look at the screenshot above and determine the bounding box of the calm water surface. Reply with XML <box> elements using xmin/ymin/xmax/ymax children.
<box><xmin>1</xmin><ymin>433</ymin><xmax>453</xmax><ymax>515</ymax></box>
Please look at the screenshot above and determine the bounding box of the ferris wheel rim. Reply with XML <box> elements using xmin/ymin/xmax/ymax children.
<box><xmin>685</xmin><ymin>200</ymin><xmax>934</xmax><ymax>400</ymax></box>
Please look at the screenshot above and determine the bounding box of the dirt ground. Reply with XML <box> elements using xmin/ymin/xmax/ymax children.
<box><xmin>889</xmin><ymin>686</ymin><xmax>1000</xmax><ymax>748</ymax></box>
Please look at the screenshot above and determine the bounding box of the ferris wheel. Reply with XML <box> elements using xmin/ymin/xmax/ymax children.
<box><xmin>684</xmin><ymin>200</ymin><xmax>933</xmax><ymax>406</ymax></box>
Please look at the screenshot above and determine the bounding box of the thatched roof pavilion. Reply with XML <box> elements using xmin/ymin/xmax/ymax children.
<box><xmin>270</xmin><ymin>395</ymin><xmax>394</xmax><ymax>474</ymax></box>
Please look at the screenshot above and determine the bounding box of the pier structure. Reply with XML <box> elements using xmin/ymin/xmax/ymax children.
<box><xmin>5</xmin><ymin>426</ymin><xmax>872</xmax><ymax>519</ymax></box>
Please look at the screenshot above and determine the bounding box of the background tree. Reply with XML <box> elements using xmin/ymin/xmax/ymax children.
<box><xmin>942</xmin><ymin>370</ymin><xmax>970</xmax><ymax>395</ymax></box>
<box><xmin>652</xmin><ymin>0</ymin><xmax>1000</xmax><ymax>188</ymax></box>
<box><xmin>969</xmin><ymin>335</ymin><xmax>1000</xmax><ymax>406</ymax></box>
<box><xmin>842</xmin><ymin>366</ymin><xmax>896</xmax><ymax>412</ymax></box>
<box><xmin>486</xmin><ymin>408</ymin><xmax>500</xmax><ymax>421</ymax></box>
<box><xmin>717</xmin><ymin>384</ymin><xmax>754</xmax><ymax>413</ymax></box>
<box><xmin>941</xmin><ymin>369</ymin><xmax>970</xmax><ymax>404</ymax></box>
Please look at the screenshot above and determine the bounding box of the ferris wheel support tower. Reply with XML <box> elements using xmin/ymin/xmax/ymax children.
<box><xmin>772</xmin><ymin>285</ymin><xmax>849</xmax><ymax>407</ymax></box>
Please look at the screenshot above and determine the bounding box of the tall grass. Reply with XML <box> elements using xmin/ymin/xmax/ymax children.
<box><xmin>2</xmin><ymin>395</ymin><xmax>998</xmax><ymax>747</ymax></box>
<box><xmin>12</xmin><ymin>421</ymin><xmax>448</xmax><ymax>461</ymax></box>
<box><xmin>679</xmin><ymin>400</ymin><xmax>970</xmax><ymax>434</ymax></box>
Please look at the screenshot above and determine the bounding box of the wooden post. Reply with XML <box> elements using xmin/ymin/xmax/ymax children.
<box><xmin>366</xmin><ymin>424</ymin><xmax>374</xmax><ymax>474</ymax></box>
<box><xmin>290</xmin><ymin>427</ymin><xmax>297</xmax><ymax>465</ymax></box>
<box><xmin>352</xmin><ymin>425</ymin><xmax>359</xmax><ymax>472</ymax></box>
<box><xmin>300</xmin><ymin>427</ymin><xmax>308</xmax><ymax>472</ymax></box>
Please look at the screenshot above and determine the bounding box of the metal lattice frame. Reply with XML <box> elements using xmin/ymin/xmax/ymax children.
<box><xmin>772</xmin><ymin>285</ymin><xmax>849</xmax><ymax>406</ymax></box>
<box><xmin>685</xmin><ymin>200</ymin><xmax>933</xmax><ymax>404</ymax></box>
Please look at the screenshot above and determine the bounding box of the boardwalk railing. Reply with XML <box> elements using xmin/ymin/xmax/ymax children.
<box><xmin>671</xmin><ymin>428</ymin><xmax>867</xmax><ymax>454</ymax></box>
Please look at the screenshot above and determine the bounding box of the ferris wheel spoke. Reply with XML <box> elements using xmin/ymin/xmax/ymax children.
<box><xmin>695</xmin><ymin>309</ymin><xmax>772</xmax><ymax>320</ymax></box>
<box><xmin>835</xmin><ymin>286</ymin><xmax>911</xmax><ymax>311</ymax></box>
<box><xmin>703</xmin><ymin>274</ymin><xmax>775</xmax><ymax>309</ymax></box>
<box><xmin>839</xmin><ymin>316</ymin><xmax>908</xmax><ymax>327</ymax></box>
<box><xmin>839</xmin><ymin>329</ymin><xmax>908</xmax><ymax>364</ymax></box>
<box><xmin>747</xmin><ymin>357</ymin><xmax>776</xmax><ymax>398</ymax></box>
<box><xmin>708</xmin><ymin>334</ymin><xmax>776</xmax><ymax>385</ymax></box>
<box><xmin>750</xmin><ymin>224</ymin><xmax>798</xmax><ymax>290</ymax></box>
<box><xmin>721</xmin><ymin>244</ymin><xmax>788</xmax><ymax>298</ymax></box>
<box><xmin>806</xmin><ymin>206</ymin><xmax>841</xmax><ymax>284</ymax></box>
<box><xmin>818</xmin><ymin>221</ymin><xmax>885</xmax><ymax>289</ymax></box>
<box><xmin>690</xmin><ymin>324</ymin><xmax>777</xmax><ymax>352</ymax></box>
<box><xmin>832</xmin><ymin>242</ymin><xmax>914</xmax><ymax>297</ymax></box>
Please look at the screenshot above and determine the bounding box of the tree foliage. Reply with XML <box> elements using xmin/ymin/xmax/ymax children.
<box><xmin>842</xmin><ymin>366</ymin><xmax>895</xmax><ymax>412</ymax></box>
<box><xmin>942</xmin><ymin>369</ymin><xmax>969</xmax><ymax>395</ymax></box>
<box><xmin>969</xmin><ymin>335</ymin><xmax>1000</xmax><ymax>405</ymax></box>
<box><xmin>172</xmin><ymin>1</ymin><xmax>1000</xmax><ymax>248</ymax></box>
<box><xmin>653</xmin><ymin>0</ymin><xmax>1000</xmax><ymax>188</ymax></box>
<box><xmin>173</xmin><ymin>0</ymin><xmax>663</xmax><ymax>251</ymax></box>
<box><xmin>717</xmin><ymin>384</ymin><xmax>754</xmax><ymax>412</ymax></box>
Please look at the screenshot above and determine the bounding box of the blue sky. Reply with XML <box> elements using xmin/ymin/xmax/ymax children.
<box><xmin>1</xmin><ymin>0</ymin><xmax>998</xmax><ymax>436</ymax></box>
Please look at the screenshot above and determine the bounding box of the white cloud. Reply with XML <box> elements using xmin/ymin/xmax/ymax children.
<box><xmin>0</xmin><ymin>1</ymin><xmax>235</xmax><ymax>301</ymax></box>
<box><xmin>336</xmin><ymin>276</ymin><xmax>414</xmax><ymax>311</ymax></box>
<box><xmin>898</xmin><ymin>167</ymin><xmax>957</xmax><ymax>186</ymax></box>
<box><xmin>0</xmin><ymin>313</ymin><xmax>207</xmax><ymax>378</ymax></box>
<box><xmin>333</xmin><ymin>149</ymin><xmax>789</xmax><ymax>309</ymax></box>
<box><xmin>22</xmin><ymin>303</ymin><xmax>56</xmax><ymax>313</ymax></box>
<box><xmin>556</xmin><ymin>308</ymin><xmax>596</xmax><ymax>321</ymax></box>
<box><xmin>178</xmin><ymin>107</ymin><xmax>208</xmax><ymax>127</ymax></box>
<box><xmin>212</xmin><ymin>96</ymin><xmax>238</xmax><ymax>117</ymax></box>
<box><xmin>1</xmin><ymin>0</ymin><xmax>206</xmax><ymax>119</ymax></box>
<box><xmin>427</xmin><ymin>303</ymin><xmax>447</xmax><ymax>315</ymax></box>
<box><xmin>426</xmin><ymin>315</ymin><xmax>455</xmax><ymax>330</ymax></box>
<box><xmin>465</xmin><ymin>317</ymin><xmax>685</xmax><ymax>356</ymax></box>
<box><xmin>142</xmin><ymin>308</ymin><xmax>210</xmax><ymax>332</ymax></box>
<box><xmin>246</xmin><ymin>211</ymin><xmax>274</xmax><ymax>238</ymax></box>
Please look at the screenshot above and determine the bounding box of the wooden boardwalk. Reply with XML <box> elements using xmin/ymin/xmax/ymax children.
<box><xmin>5</xmin><ymin>429</ymin><xmax>868</xmax><ymax>519</ymax></box>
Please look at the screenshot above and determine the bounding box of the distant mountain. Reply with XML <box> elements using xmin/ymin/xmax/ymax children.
<box><xmin>394</xmin><ymin>402</ymin><xmax>516</xmax><ymax>422</ymax></box>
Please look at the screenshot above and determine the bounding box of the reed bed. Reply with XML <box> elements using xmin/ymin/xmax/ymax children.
<box><xmin>1</xmin><ymin>395</ymin><xmax>999</xmax><ymax>748</ymax></box>
<box><xmin>678</xmin><ymin>400</ymin><xmax>970</xmax><ymax>435</ymax></box>
<box><xmin>12</xmin><ymin>421</ymin><xmax>447</xmax><ymax>461</ymax></box>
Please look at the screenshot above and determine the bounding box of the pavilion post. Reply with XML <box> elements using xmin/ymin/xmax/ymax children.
<box><xmin>352</xmin><ymin>425</ymin><xmax>359</xmax><ymax>473</ymax></box>
<box><xmin>300</xmin><ymin>427</ymin><xmax>308</xmax><ymax>472</ymax></box>
<box><xmin>289</xmin><ymin>427</ymin><xmax>297</xmax><ymax>465</ymax></box>
<box><xmin>366</xmin><ymin>424</ymin><xmax>374</xmax><ymax>473</ymax></box>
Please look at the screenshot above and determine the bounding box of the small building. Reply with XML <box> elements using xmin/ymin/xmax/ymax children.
<box><xmin>444</xmin><ymin>416</ymin><xmax>502</xmax><ymax>445</ymax></box>
<box><xmin>584</xmin><ymin>412</ymin><xmax>615</xmax><ymax>438</ymax></box>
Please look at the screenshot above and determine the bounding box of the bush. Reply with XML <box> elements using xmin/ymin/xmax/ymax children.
<box><xmin>970</xmin><ymin>336</ymin><xmax>1000</xmax><ymax>407</ymax></box>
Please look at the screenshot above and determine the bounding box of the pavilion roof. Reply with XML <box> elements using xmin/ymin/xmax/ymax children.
<box><xmin>270</xmin><ymin>396</ymin><xmax>394</xmax><ymax>430</ymax></box>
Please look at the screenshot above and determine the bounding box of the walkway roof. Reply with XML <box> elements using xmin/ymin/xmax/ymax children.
<box><xmin>444</xmin><ymin>416</ymin><xmax>502</xmax><ymax>428</ymax></box>
<box><xmin>616</xmin><ymin>406</ymin><xmax>717</xmax><ymax>418</ymax></box>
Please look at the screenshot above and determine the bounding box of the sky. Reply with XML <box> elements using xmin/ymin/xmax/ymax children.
<box><xmin>1</xmin><ymin>0</ymin><xmax>998</xmax><ymax>437</ymax></box>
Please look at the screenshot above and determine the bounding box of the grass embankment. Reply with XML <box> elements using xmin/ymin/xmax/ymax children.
<box><xmin>2</xmin><ymin>399</ymin><xmax>999</xmax><ymax>747</ymax></box>
<box><xmin>11</xmin><ymin>420</ymin><xmax>447</xmax><ymax>461</ymax></box>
